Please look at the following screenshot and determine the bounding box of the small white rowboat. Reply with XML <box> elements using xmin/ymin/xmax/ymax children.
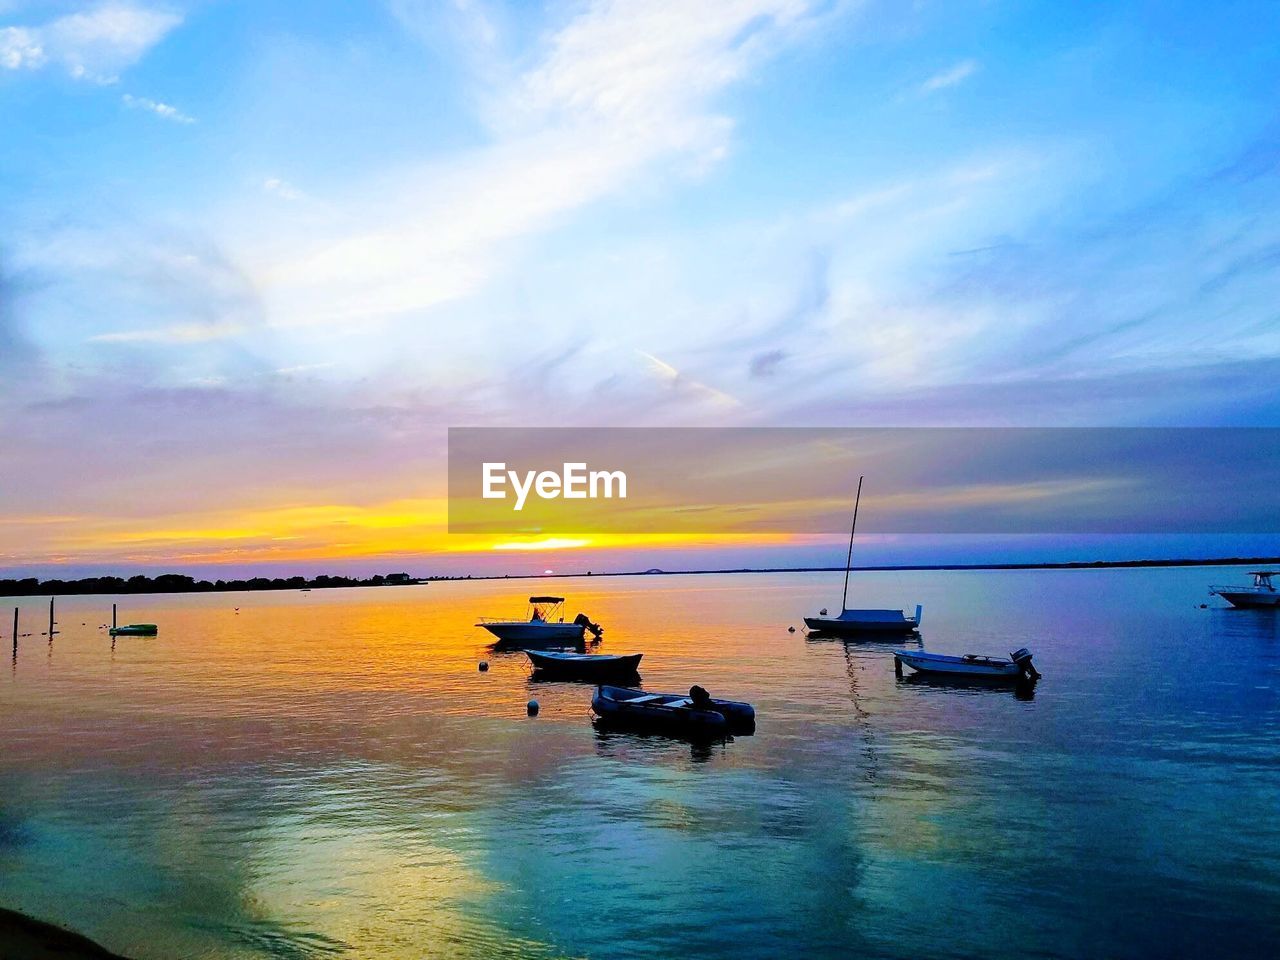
<box><xmin>895</xmin><ymin>647</ymin><xmax>1039</xmax><ymax>681</ymax></box>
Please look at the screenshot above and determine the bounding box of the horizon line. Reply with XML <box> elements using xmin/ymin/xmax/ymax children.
<box><xmin>3</xmin><ymin>555</ymin><xmax>1278</xmax><ymax>598</ymax></box>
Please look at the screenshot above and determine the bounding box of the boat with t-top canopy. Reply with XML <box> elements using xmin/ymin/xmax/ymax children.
<box><xmin>1209</xmin><ymin>571</ymin><xmax>1280</xmax><ymax>608</ymax></box>
<box><xmin>476</xmin><ymin>596</ymin><xmax>603</xmax><ymax>644</ymax></box>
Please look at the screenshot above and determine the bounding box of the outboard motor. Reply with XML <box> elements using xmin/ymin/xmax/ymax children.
<box><xmin>1010</xmin><ymin>647</ymin><xmax>1040</xmax><ymax>681</ymax></box>
<box><xmin>574</xmin><ymin>612</ymin><xmax>603</xmax><ymax>638</ymax></box>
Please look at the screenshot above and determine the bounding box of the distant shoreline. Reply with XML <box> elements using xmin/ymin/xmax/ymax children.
<box><xmin>455</xmin><ymin>555</ymin><xmax>1280</xmax><ymax>582</ymax></box>
<box><xmin>490</xmin><ymin>555</ymin><xmax>1280</xmax><ymax>574</ymax></box>
<box><xmin>0</xmin><ymin>907</ymin><xmax>130</xmax><ymax>959</ymax></box>
<box><xmin>0</xmin><ymin>571</ymin><xmax>423</xmax><ymax>599</ymax></box>
<box><xmin>2</xmin><ymin>556</ymin><xmax>1276</xmax><ymax>598</ymax></box>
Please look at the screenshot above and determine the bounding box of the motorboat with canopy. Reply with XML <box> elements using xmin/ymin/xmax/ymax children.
<box><xmin>1209</xmin><ymin>571</ymin><xmax>1280</xmax><ymax>608</ymax></box>
<box><xmin>476</xmin><ymin>596</ymin><xmax>603</xmax><ymax>644</ymax></box>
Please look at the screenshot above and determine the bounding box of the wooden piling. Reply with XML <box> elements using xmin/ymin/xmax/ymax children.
<box><xmin>112</xmin><ymin>603</ymin><xmax>117</xmax><ymax>630</ymax></box>
<box><xmin>48</xmin><ymin>596</ymin><xmax>55</xmax><ymax>641</ymax></box>
<box><xmin>11</xmin><ymin>607</ymin><xmax>17</xmax><ymax>660</ymax></box>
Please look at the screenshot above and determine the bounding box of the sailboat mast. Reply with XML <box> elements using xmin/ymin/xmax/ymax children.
<box><xmin>841</xmin><ymin>475</ymin><xmax>864</xmax><ymax>611</ymax></box>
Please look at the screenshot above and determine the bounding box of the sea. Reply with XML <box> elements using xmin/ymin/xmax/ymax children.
<box><xmin>2</xmin><ymin>567</ymin><xmax>1278</xmax><ymax>959</ymax></box>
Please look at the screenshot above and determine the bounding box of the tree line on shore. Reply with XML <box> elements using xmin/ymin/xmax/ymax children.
<box><xmin>0</xmin><ymin>573</ymin><xmax>425</xmax><ymax>597</ymax></box>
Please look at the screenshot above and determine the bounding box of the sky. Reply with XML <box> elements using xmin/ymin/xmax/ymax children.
<box><xmin>2</xmin><ymin>0</ymin><xmax>1279</xmax><ymax>577</ymax></box>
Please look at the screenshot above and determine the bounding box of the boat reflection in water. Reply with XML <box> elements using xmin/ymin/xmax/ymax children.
<box><xmin>1208</xmin><ymin>604</ymin><xmax>1280</xmax><ymax>643</ymax></box>
<box><xmin>591</xmin><ymin>725</ymin><xmax>728</xmax><ymax>764</ymax></box>
<box><xmin>805</xmin><ymin>627</ymin><xmax>923</xmax><ymax>644</ymax></box>
<box><xmin>896</xmin><ymin>670</ymin><xmax>1039</xmax><ymax>701</ymax></box>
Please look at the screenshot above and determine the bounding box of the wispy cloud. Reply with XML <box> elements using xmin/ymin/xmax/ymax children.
<box><xmin>0</xmin><ymin>3</ymin><xmax>180</xmax><ymax>81</ymax></box>
<box><xmin>638</xmin><ymin>349</ymin><xmax>740</xmax><ymax>411</ymax></box>
<box><xmin>13</xmin><ymin>221</ymin><xmax>268</xmax><ymax>382</ymax></box>
<box><xmin>259</xmin><ymin>0</ymin><xmax>828</xmax><ymax>329</ymax></box>
<box><xmin>122</xmin><ymin>92</ymin><xmax>194</xmax><ymax>123</ymax></box>
<box><xmin>0</xmin><ymin>258</ymin><xmax>37</xmax><ymax>371</ymax></box>
<box><xmin>383</xmin><ymin>0</ymin><xmax>506</xmax><ymax>88</ymax></box>
<box><xmin>0</xmin><ymin>25</ymin><xmax>42</xmax><ymax>68</ymax></box>
<box><xmin>262</xmin><ymin>177</ymin><xmax>304</xmax><ymax>201</ymax></box>
<box><xmin>89</xmin><ymin>320</ymin><xmax>245</xmax><ymax>344</ymax></box>
<box><xmin>919</xmin><ymin>58</ymin><xmax>978</xmax><ymax>95</ymax></box>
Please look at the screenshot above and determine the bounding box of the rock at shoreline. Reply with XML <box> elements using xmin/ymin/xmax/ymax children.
<box><xmin>0</xmin><ymin>907</ymin><xmax>130</xmax><ymax>960</ymax></box>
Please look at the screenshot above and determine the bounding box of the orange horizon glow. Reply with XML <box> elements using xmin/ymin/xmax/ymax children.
<box><xmin>0</xmin><ymin>495</ymin><xmax>815</xmax><ymax>570</ymax></box>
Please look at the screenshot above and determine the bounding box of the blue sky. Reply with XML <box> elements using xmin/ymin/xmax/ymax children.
<box><xmin>2</xmin><ymin>0</ymin><xmax>1279</xmax><ymax>574</ymax></box>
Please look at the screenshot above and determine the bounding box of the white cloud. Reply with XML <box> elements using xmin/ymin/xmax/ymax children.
<box><xmin>638</xmin><ymin>349</ymin><xmax>741</xmax><ymax>410</ymax></box>
<box><xmin>515</xmin><ymin>0</ymin><xmax>806</xmax><ymax>132</ymax></box>
<box><xmin>90</xmin><ymin>320</ymin><xmax>246</xmax><ymax>344</ymax></box>
<box><xmin>14</xmin><ymin>222</ymin><xmax>267</xmax><ymax>385</ymax></box>
<box><xmin>384</xmin><ymin>0</ymin><xmax>503</xmax><ymax>72</ymax></box>
<box><xmin>0</xmin><ymin>3</ymin><xmax>180</xmax><ymax>81</ymax></box>
<box><xmin>262</xmin><ymin>178</ymin><xmax>304</xmax><ymax>201</ymax></box>
<box><xmin>257</xmin><ymin>0</ymin><xmax>827</xmax><ymax>329</ymax></box>
<box><xmin>0</xmin><ymin>26</ymin><xmax>44</xmax><ymax>68</ymax></box>
<box><xmin>275</xmin><ymin>362</ymin><xmax>335</xmax><ymax>375</ymax></box>
<box><xmin>122</xmin><ymin>92</ymin><xmax>194</xmax><ymax>123</ymax></box>
<box><xmin>919</xmin><ymin>58</ymin><xmax>978</xmax><ymax>95</ymax></box>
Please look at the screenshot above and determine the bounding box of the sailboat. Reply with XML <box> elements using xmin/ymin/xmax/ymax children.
<box><xmin>803</xmin><ymin>476</ymin><xmax>922</xmax><ymax>637</ymax></box>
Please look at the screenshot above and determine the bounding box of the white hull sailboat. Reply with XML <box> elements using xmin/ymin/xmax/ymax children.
<box><xmin>804</xmin><ymin>606</ymin><xmax>922</xmax><ymax>636</ymax></box>
<box><xmin>804</xmin><ymin>476</ymin><xmax>921</xmax><ymax>637</ymax></box>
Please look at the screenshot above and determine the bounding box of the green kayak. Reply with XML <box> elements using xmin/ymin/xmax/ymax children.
<box><xmin>109</xmin><ymin>624</ymin><xmax>158</xmax><ymax>636</ymax></box>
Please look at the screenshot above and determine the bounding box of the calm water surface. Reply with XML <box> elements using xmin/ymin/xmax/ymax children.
<box><xmin>2</xmin><ymin>568</ymin><xmax>1279</xmax><ymax>959</ymax></box>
